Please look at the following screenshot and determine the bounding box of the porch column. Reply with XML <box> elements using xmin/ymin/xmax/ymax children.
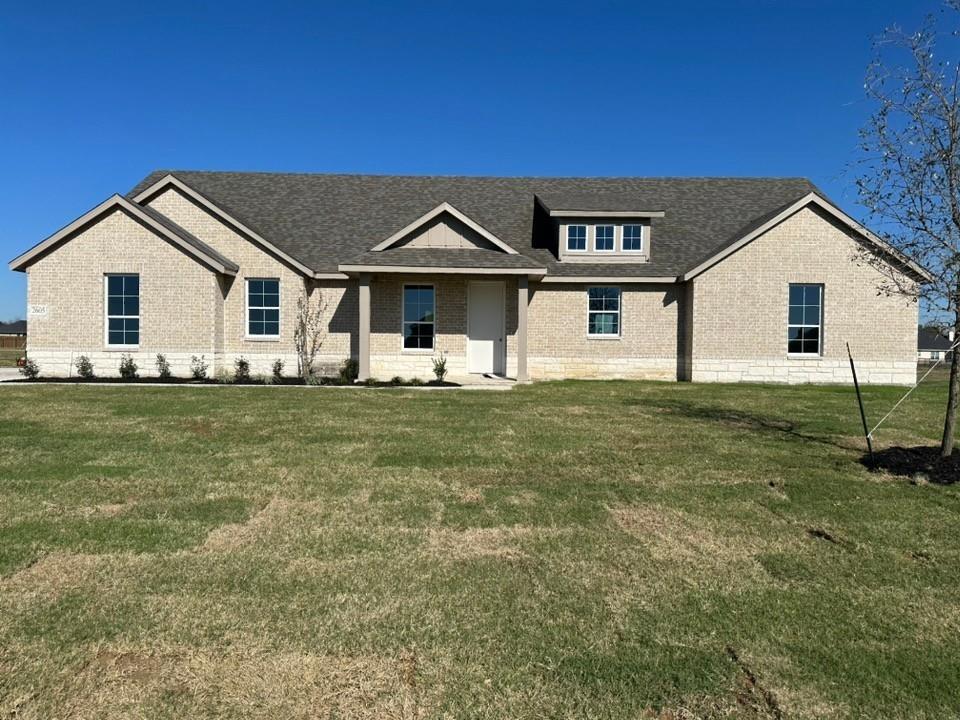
<box><xmin>358</xmin><ymin>273</ymin><xmax>371</xmax><ymax>381</ymax></box>
<box><xmin>517</xmin><ymin>276</ymin><xmax>529</xmax><ymax>383</ymax></box>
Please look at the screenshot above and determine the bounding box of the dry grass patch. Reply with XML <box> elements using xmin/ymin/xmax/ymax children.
<box><xmin>198</xmin><ymin>497</ymin><xmax>320</xmax><ymax>553</ymax></box>
<box><xmin>1</xmin><ymin>552</ymin><xmax>105</xmax><ymax>601</ymax></box>
<box><xmin>425</xmin><ymin>526</ymin><xmax>537</xmax><ymax>560</ymax></box>
<box><xmin>54</xmin><ymin>644</ymin><xmax>427</xmax><ymax>720</ymax></box>
<box><xmin>610</xmin><ymin>504</ymin><xmax>788</xmax><ymax>584</ymax></box>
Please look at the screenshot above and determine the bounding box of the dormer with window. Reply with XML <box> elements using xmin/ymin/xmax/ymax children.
<box><xmin>537</xmin><ymin>198</ymin><xmax>664</xmax><ymax>263</ymax></box>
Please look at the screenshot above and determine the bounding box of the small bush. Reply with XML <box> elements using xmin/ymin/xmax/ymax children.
<box><xmin>272</xmin><ymin>358</ymin><xmax>284</xmax><ymax>381</ymax></box>
<box><xmin>75</xmin><ymin>355</ymin><xmax>94</xmax><ymax>379</ymax></box>
<box><xmin>234</xmin><ymin>357</ymin><xmax>251</xmax><ymax>384</ymax></box>
<box><xmin>190</xmin><ymin>355</ymin><xmax>209</xmax><ymax>380</ymax></box>
<box><xmin>305</xmin><ymin>373</ymin><xmax>324</xmax><ymax>386</ymax></box>
<box><xmin>119</xmin><ymin>354</ymin><xmax>138</xmax><ymax>380</ymax></box>
<box><xmin>19</xmin><ymin>358</ymin><xmax>39</xmax><ymax>380</ymax></box>
<box><xmin>215</xmin><ymin>367</ymin><xmax>232</xmax><ymax>384</ymax></box>
<box><xmin>156</xmin><ymin>353</ymin><xmax>172</xmax><ymax>380</ymax></box>
<box><xmin>339</xmin><ymin>358</ymin><xmax>359</xmax><ymax>384</ymax></box>
<box><xmin>364</xmin><ymin>376</ymin><xmax>379</xmax><ymax>387</ymax></box>
<box><xmin>390</xmin><ymin>375</ymin><xmax>405</xmax><ymax>386</ymax></box>
<box><xmin>409</xmin><ymin>377</ymin><xmax>424</xmax><ymax>386</ymax></box>
<box><xmin>431</xmin><ymin>353</ymin><xmax>448</xmax><ymax>383</ymax></box>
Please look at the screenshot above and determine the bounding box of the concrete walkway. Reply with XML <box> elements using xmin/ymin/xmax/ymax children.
<box><xmin>0</xmin><ymin>368</ymin><xmax>21</xmax><ymax>382</ymax></box>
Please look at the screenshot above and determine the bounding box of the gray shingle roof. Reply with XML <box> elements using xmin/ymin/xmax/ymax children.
<box><xmin>128</xmin><ymin>171</ymin><xmax>819</xmax><ymax>277</ymax></box>
<box><xmin>345</xmin><ymin>248</ymin><xmax>545</xmax><ymax>270</ymax></box>
<box><xmin>918</xmin><ymin>327</ymin><xmax>954</xmax><ymax>351</ymax></box>
<box><xmin>0</xmin><ymin>320</ymin><xmax>26</xmax><ymax>335</ymax></box>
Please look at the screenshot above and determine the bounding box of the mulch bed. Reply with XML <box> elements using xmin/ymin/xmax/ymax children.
<box><xmin>863</xmin><ymin>445</ymin><xmax>960</xmax><ymax>484</ymax></box>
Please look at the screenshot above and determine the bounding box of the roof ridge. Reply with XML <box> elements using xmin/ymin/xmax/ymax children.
<box><xmin>149</xmin><ymin>169</ymin><xmax>815</xmax><ymax>183</ymax></box>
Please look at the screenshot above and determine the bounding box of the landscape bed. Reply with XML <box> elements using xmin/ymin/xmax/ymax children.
<box><xmin>0</xmin><ymin>380</ymin><xmax>958</xmax><ymax>718</ymax></box>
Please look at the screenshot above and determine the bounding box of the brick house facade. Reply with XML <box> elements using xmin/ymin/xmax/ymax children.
<box><xmin>10</xmin><ymin>172</ymin><xmax>928</xmax><ymax>384</ymax></box>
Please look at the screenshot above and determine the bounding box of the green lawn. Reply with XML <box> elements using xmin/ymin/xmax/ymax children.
<box><xmin>0</xmin><ymin>348</ymin><xmax>23</xmax><ymax>367</ymax></box>
<box><xmin>0</xmin><ymin>380</ymin><xmax>958</xmax><ymax>719</ymax></box>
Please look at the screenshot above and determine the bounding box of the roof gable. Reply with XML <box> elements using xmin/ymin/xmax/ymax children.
<box><xmin>8</xmin><ymin>195</ymin><xmax>238</xmax><ymax>275</ymax></box>
<box><xmin>370</xmin><ymin>202</ymin><xmax>517</xmax><ymax>254</ymax></box>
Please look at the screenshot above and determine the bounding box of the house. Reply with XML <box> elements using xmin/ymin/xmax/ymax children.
<box><xmin>918</xmin><ymin>327</ymin><xmax>955</xmax><ymax>363</ymax></box>
<box><xmin>8</xmin><ymin>171</ymin><xmax>930</xmax><ymax>384</ymax></box>
<box><xmin>0</xmin><ymin>320</ymin><xmax>27</xmax><ymax>350</ymax></box>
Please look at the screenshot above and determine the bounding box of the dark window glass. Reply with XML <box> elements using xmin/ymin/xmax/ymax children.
<box><xmin>596</xmin><ymin>225</ymin><xmax>614</xmax><ymax>251</ymax></box>
<box><xmin>403</xmin><ymin>285</ymin><xmax>435</xmax><ymax>349</ymax></box>
<box><xmin>248</xmin><ymin>279</ymin><xmax>280</xmax><ymax>336</ymax></box>
<box><xmin>587</xmin><ymin>287</ymin><xmax>621</xmax><ymax>336</ymax></box>
<box><xmin>106</xmin><ymin>274</ymin><xmax>139</xmax><ymax>345</ymax></box>
<box><xmin>567</xmin><ymin>225</ymin><xmax>587</xmax><ymax>251</ymax></box>
<box><xmin>623</xmin><ymin>225</ymin><xmax>643</xmax><ymax>251</ymax></box>
<box><xmin>787</xmin><ymin>284</ymin><xmax>822</xmax><ymax>355</ymax></box>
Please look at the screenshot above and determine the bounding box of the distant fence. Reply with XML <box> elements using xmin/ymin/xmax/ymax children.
<box><xmin>0</xmin><ymin>336</ymin><xmax>26</xmax><ymax>350</ymax></box>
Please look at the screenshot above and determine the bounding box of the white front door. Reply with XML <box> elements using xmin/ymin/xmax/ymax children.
<box><xmin>468</xmin><ymin>281</ymin><xmax>505</xmax><ymax>374</ymax></box>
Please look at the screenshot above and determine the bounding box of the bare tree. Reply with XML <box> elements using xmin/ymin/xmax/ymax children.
<box><xmin>294</xmin><ymin>281</ymin><xmax>327</xmax><ymax>381</ymax></box>
<box><xmin>856</xmin><ymin>4</ymin><xmax>960</xmax><ymax>456</ymax></box>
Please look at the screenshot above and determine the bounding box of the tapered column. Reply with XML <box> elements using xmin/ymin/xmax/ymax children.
<box><xmin>517</xmin><ymin>276</ymin><xmax>529</xmax><ymax>383</ymax></box>
<box><xmin>358</xmin><ymin>273</ymin><xmax>371</xmax><ymax>381</ymax></box>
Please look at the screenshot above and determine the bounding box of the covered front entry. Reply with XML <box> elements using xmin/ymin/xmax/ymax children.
<box><xmin>467</xmin><ymin>281</ymin><xmax>505</xmax><ymax>374</ymax></box>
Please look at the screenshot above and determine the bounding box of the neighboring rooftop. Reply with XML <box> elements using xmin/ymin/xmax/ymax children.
<box><xmin>0</xmin><ymin>320</ymin><xmax>26</xmax><ymax>335</ymax></box>
<box><xmin>128</xmin><ymin>171</ymin><xmax>820</xmax><ymax>277</ymax></box>
<box><xmin>918</xmin><ymin>327</ymin><xmax>954</xmax><ymax>351</ymax></box>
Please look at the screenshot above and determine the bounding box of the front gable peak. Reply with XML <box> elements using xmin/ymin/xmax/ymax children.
<box><xmin>371</xmin><ymin>202</ymin><xmax>518</xmax><ymax>254</ymax></box>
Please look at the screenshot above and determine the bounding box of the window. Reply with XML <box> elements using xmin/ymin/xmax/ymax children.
<box><xmin>595</xmin><ymin>225</ymin><xmax>615</xmax><ymax>251</ymax></box>
<box><xmin>567</xmin><ymin>225</ymin><xmax>587</xmax><ymax>251</ymax></box>
<box><xmin>787</xmin><ymin>284</ymin><xmax>822</xmax><ymax>355</ymax></box>
<box><xmin>587</xmin><ymin>287</ymin><xmax>621</xmax><ymax>337</ymax></box>
<box><xmin>932</xmin><ymin>351</ymin><xmax>941</xmax><ymax>360</ymax></box>
<box><xmin>623</xmin><ymin>224</ymin><xmax>644</xmax><ymax>251</ymax></box>
<box><xmin>247</xmin><ymin>279</ymin><xmax>280</xmax><ymax>337</ymax></box>
<box><xmin>403</xmin><ymin>284</ymin><xmax>435</xmax><ymax>350</ymax></box>
<box><xmin>106</xmin><ymin>274</ymin><xmax>139</xmax><ymax>347</ymax></box>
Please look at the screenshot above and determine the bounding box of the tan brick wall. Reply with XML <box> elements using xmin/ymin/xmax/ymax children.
<box><xmin>26</xmin><ymin>208</ymin><xmax>218</xmax><ymax>376</ymax></box>
<box><xmin>690</xmin><ymin>206</ymin><xmax>919</xmax><ymax>384</ymax></box>
<box><xmin>527</xmin><ymin>282</ymin><xmax>680</xmax><ymax>380</ymax></box>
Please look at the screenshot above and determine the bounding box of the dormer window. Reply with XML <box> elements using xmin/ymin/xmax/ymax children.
<box><xmin>623</xmin><ymin>224</ymin><xmax>644</xmax><ymax>252</ymax></box>
<box><xmin>567</xmin><ymin>225</ymin><xmax>587</xmax><ymax>251</ymax></box>
<box><xmin>595</xmin><ymin>225</ymin><xmax>615</xmax><ymax>251</ymax></box>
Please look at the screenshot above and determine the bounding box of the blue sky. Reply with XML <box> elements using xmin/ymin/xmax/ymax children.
<box><xmin>0</xmin><ymin>0</ymin><xmax>942</xmax><ymax>320</ymax></box>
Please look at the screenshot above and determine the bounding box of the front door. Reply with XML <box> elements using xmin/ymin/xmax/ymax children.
<box><xmin>468</xmin><ymin>281</ymin><xmax>505</xmax><ymax>374</ymax></box>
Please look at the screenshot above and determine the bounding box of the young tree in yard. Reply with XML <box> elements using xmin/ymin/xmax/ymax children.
<box><xmin>857</xmin><ymin>4</ymin><xmax>960</xmax><ymax>456</ymax></box>
<box><xmin>294</xmin><ymin>282</ymin><xmax>327</xmax><ymax>381</ymax></box>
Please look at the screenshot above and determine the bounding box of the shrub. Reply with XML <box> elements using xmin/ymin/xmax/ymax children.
<box><xmin>214</xmin><ymin>367</ymin><xmax>232</xmax><ymax>384</ymax></box>
<box><xmin>190</xmin><ymin>355</ymin><xmax>209</xmax><ymax>380</ymax></box>
<box><xmin>431</xmin><ymin>353</ymin><xmax>448</xmax><ymax>383</ymax></box>
<box><xmin>19</xmin><ymin>358</ymin><xmax>39</xmax><ymax>380</ymax></box>
<box><xmin>119</xmin><ymin>354</ymin><xmax>138</xmax><ymax>380</ymax></box>
<box><xmin>234</xmin><ymin>357</ymin><xmax>251</xmax><ymax>384</ymax></box>
<box><xmin>339</xmin><ymin>358</ymin><xmax>359</xmax><ymax>384</ymax></box>
<box><xmin>272</xmin><ymin>358</ymin><xmax>284</xmax><ymax>381</ymax></box>
<box><xmin>258</xmin><ymin>373</ymin><xmax>273</xmax><ymax>386</ymax></box>
<box><xmin>409</xmin><ymin>377</ymin><xmax>424</xmax><ymax>386</ymax></box>
<box><xmin>390</xmin><ymin>375</ymin><xmax>405</xmax><ymax>386</ymax></box>
<box><xmin>364</xmin><ymin>376</ymin><xmax>379</xmax><ymax>387</ymax></box>
<box><xmin>75</xmin><ymin>355</ymin><xmax>94</xmax><ymax>379</ymax></box>
<box><xmin>155</xmin><ymin>353</ymin><xmax>172</xmax><ymax>380</ymax></box>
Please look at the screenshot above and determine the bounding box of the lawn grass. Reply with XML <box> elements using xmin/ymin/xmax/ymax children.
<box><xmin>0</xmin><ymin>380</ymin><xmax>958</xmax><ymax>719</ymax></box>
<box><xmin>0</xmin><ymin>348</ymin><xmax>23</xmax><ymax>367</ymax></box>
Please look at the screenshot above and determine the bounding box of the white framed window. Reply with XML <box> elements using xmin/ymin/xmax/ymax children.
<box><xmin>567</xmin><ymin>225</ymin><xmax>587</xmax><ymax>252</ymax></box>
<box><xmin>247</xmin><ymin>278</ymin><xmax>280</xmax><ymax>338</ymax></box>
<box><xmin>932</xmin><ymin>351</ymin><xmax>941</xmax><ymax>360</ymax></box>
<box><xmin>787</xmin><ymin>284</ymin><xmax>822</xmax><ymax>355</ymax></box>
<box><xmin>403</xmin><ymin>284</ymin><xmax>435</xmax><ymax>350</ymax></box>
<box><xmin>587</xmin><ymin>287</ymin><xmax>621</xmax><ymax>337</ymax></box>
<box><xmin>595</xmin><ymin>225</ymin><xmax>615</xmax><ymax>251</ymax></box>
<box><xmin>105</xmin><ymin>274</ymin><xmax>140</xmax><ymax>347</ymax></box>
<box><xmin>623</xmin><ymin>224</ymin><xmax>644</xmax><ymax>251</ymax></box>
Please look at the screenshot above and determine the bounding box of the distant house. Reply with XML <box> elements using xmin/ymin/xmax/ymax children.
<box><xmin>8</xmin><ymin>171</ymin><xmax>933</xmax><ymax>384</ymax></box>
<box><xmin>918</xmin><ymin>327</ymin><xmax>954</xmax><ymax>363</ymax></box>
<box><xmin>0</xmin><ymin>320</ymin><xmax>26</xmax><ymax>350</ymax></box>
